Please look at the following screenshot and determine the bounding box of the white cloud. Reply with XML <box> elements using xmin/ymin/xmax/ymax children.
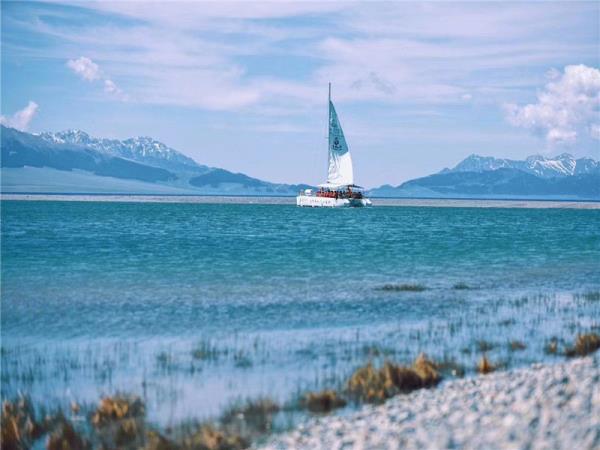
<box><xmin>104</xmin><ymin>79</ymin><xmax>117</xmax><ymax>93</ymax></box>
<box><xmin>67</xmin><ymin>56</ymin><xmax>100</xmax><ymax>81</ymax></box>
<box><xmin>504</xmin><ymin>64</ymin><xmax>600</xmax><ymax>145</ymax></box>
<box><xmin>10</xmin><ymin>2</ymin><xmax>600</xmax><ymax>115</ymax></box>
<box><xmin>103</xmin><ymin>79</ymin><xmax>128</xmax><ymax>100</ymax></box>
<box><xmin>0</xmin><ymin>101</ymin><xmax>39</xmax><ymax>131</ymax></box>
<box><xmin>67</xmin><ymin>56</ymin><xmax>127</xmax><ymax>100</ymax></box>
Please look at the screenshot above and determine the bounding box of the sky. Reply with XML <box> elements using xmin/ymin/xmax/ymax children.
<box><xmin>1</xmin><ymin>1</ymin><xmax>599</xmax><ymax>187</ymax></box>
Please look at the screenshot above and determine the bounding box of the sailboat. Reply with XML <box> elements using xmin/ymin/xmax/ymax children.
<box><xmin>296</xmin><ymin>84</ymin><xmax>372</xmax><ymax>208</ymax></box>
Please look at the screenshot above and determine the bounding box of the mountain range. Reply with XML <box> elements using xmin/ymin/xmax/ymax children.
<box><xmin>1</xmin><ymin>126</ymin><xmax>310</xmax><ymax>195</ymax></box>
<box><xmin>370</xmin><ymin>153</ymin><xmax>600</xmax><ymax>199</ymax></box>
<box><xmin>1</xmin><ymin>125</ymin><xmax>599</xmax><ymax>199</ymax></box>
<box><xmin>439</xmin><ymin>153</ymin><xmax>599</xmax><ymax>178</ymax></box>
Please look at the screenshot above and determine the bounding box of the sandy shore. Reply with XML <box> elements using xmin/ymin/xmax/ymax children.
<box><xmin>260</xmin><ymin>356</ymin><xmax>600</xmax><ymax>450</ymax></box>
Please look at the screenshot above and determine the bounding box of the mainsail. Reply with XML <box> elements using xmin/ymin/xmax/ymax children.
<box><xmin>327</xmin><ymin>85</ymin><xmax>354</xmax><ymax>186</ymax></box>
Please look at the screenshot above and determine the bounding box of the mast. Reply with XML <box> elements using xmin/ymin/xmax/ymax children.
<box><xmin>328</xmin><ymin>82</ymin><xmax>331</xmax><ymax>180</ymax></box>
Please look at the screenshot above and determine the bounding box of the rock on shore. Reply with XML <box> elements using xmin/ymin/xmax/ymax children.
<box><xmin>260</xmin><ymin>357</ymin><xmax>600</xmax><ymax>450</ymax></box>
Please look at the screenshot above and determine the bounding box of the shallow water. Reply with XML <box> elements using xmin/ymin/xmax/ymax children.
<box><xmin>2</xmin><ymin>200</ymin><xmax>599</xmax><ymax>425</ymax></box>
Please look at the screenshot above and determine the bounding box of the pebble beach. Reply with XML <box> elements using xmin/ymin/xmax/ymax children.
<box><xmin>261</xmin><ymin>356</ymin><xmax>600</xmax><ymax>450</ymax></box>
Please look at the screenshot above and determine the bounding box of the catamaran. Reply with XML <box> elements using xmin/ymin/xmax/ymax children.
<box><xmin>296</xmin><ymin>84</ymin><xmax>372</xmax><ymax>208</ymax></box>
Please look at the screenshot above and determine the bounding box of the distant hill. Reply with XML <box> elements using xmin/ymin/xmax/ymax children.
<box><xmin>2</xmin><ymin>126</ymin><xmax>175</xmax><ymax>183</ymax></box>
<box><xmin>440</xmin><ymin>153</ymin><xmax>599</xmax><ymax>178</ymax></box>
<box><xmin>369</xmin><ymin>153</ymin><xmax>600</xmax><ymax>200</ymax></box>
<box><xmin>39</xmin><ymin>129</ymin><xmax>204</xmax><ymax>173</ymax></box>
<box><xmin>1</xmin><ymin>126</ymin><xmax>311</xmax><ymax>195</ymax></box>
<box><xmin>4</xmin><ymin>127</ymin><xmax>598</xmax><ymax>199</ymax></box>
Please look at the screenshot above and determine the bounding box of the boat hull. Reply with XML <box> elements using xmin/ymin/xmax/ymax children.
<box><xmin>296</xmin><ymin>195</ymin><xmax>372</xmax><ymax>208</ymax></box>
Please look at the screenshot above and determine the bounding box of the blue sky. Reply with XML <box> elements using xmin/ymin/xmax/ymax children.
<box><xmin>1</xmin><ymin>1</ymin><xmax>599</xmax><ymax>187</ymax></box>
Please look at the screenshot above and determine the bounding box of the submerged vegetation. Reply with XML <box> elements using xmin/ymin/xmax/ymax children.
<box><xmin>576</xmin><ymin>291</ymin><xmax>600</xmax><ymax>302</ymax></box>
<box><xmin>509</xmin><ymin>340</ymin><xmax>527</xmax><ymax>351</ymax></box>
<box><xmin>545</xmin><ymin>338</ymin><xmax>559</xmax><ymax>355</ymax></box>
<box><xmin>376</xmin><ymin>283</ymin><xmax>427</xmax><ymax>292</ymax></box>
<box><xmin>2</xmin><ymin>287</ymin><xmax>599</xmax><ymax>449</ymax></box>
<box><xmin>3</xmin><ymin>325</ymin><xmax>600</xmax><ymax>449</ymax></box>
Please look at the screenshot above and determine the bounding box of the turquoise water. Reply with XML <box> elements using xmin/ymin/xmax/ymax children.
<box><xmin>2</xmin><ymin>200</ymin><xmax>600</xmax><ymax>424</ymax></box>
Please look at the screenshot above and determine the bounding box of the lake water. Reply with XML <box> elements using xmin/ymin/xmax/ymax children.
<box><xmin>2</xmin><ymin>199</ymin><xmax>599</xmax><ymax>426</ymax></box>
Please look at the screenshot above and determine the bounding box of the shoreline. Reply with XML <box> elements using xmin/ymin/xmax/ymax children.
<box><xmin>259</xmin><ymin>356</ymin><xmax>600</xmax><ymax>450</ymax></box>
<box><xmin>2</xmin><ymin>193</ymin><xmax>600</xmax><ymax>208</ymax></box>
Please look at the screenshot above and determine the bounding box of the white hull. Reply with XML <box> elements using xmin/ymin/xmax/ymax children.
<box><xmin>296</xmin><ymin>195</ymin><xmax>372</xmax><ymax>208</ymax></box>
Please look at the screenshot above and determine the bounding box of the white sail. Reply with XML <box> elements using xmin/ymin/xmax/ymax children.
<box><xmin>327</xmin><ymin>98</ymin><xmax>354</xmax><ymax>186</ymax></box>
<box><xmin>296</xmin><ymin>84</ymin><xmax>372</xmax><ymax>207</ymax></box>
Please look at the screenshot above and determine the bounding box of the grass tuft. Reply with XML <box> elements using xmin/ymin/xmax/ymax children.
<box><xmin>545</xmin><ymin>338</ymin><xmax>559</xmax><ymax>355</ymax></box>
<box><xmin>220</xmin><ymin>398</ymin><xmax>279</xmax><ymax>434</ymax></box>
<box><xmin>92</xmin><ymin>396</ymin><xmax>145</xmax><ymax>448</ymax></box>
<box><xmin>347</xmin><ymin>353</ymin><xmax>440</xmax><ymax>403</ymax></box>
<box><xmin>579</xmin><ymin>291</ymin><xmax>600</xmax><ymax>301</ymax></box>
<box><xmin>477</xmin><ymin>355</ymin><xmax>496</xmax><ymax>374</ymax></box>
<box><xmin>182</xmin><ymin>424</ymin><xmax>248</xmax><ymax>450</ymax></box>
<box><xmin>376</xmin><ymin>284</ymin><xmax>427</xmax><ymax>292</ymax></box>
<box><xmin>508</xmin><ymin>341</ymin><xmax>526</xmax><ymax>351</ymax></box>
<box><xmin>1</xmin><ymin>397</ymin><xmax>50</xmax><ymax>449</ymax></box>
<box><xmin>413</xmin><ymin>353</ymin><xmax>441</xmax><ymax>385</ymax></box>
<box><xmin>92</xmin><ymin>396</ymin><xmax>144</xmax><ymax>425</ymax></box>
<box><xmin>302</xmin><ymin>390</ymin><xmax>347</xmax><ymax>413</ymax></box>
<box><xmin>47</xmin><ymin>422</ymin><xmax>89</xmax><ymax>450</ymax></box>
<box><xmin>564</xmin><ymin>333</ymin><xmax>600</xmax><ymax>357</ymax></box>
<box><xmin>144</xmin><ymin>430</ymin><xmax>175</xmax><ymax>450</ymax></box>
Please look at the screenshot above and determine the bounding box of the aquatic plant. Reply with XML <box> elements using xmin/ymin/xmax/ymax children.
<box><xmin>564</xmin><ymin>333</ymin><xmax>600</xmax><ymax>357</ymax></box>
<box><xmin>509</xmin><ymin>341</ymin><xmax>526</xmax><ymax>351</ymax></box>
<box><xmin>347</xmin><ymin>353</ymin><xmax>440</xmax><ymax>403</ymax></box>
<box><xmin>92</xmin><ymin>396</ymin><xmax>145</xmax><ymax>425</ymax></box>
<box><xmin>233</xmin><ymin>351</ymin><xmax>253</xmax><ymax>369</ymax></box>
<box><xmin>47</xmin><ymin>422</ymin><xmax>89</xmax><ymax>450</ymax></box>
<box><xmin>1</xmin><ymin>397</ymin><xmax>49</xmax><ymax>449</ymax></box>
<box><xmin>578</xmin><ymin>291</ymin><xmax>600</xmax><ymax>301</ymax></box>
<box><xmin>144</xmin><ymin>430</ymin><xmax>175</xmax><ymax>450</ymax></box>
<box><xmin>432</xmin><ymin>358</ymin><xmax>465</xmax><ymax>378</ymax></box>
<box><xmin>155</xmin><ymin>351</ymin><xmax>176</xmax><ymax>372</ymax></box>
<box><xmin>181</xmin><ymin>424</ymin><xmax>248</xmax><ymax>450</ymax></box>
<box><xmin>302</xmin><ymin>390</ymin><xmax>347</xmax><ymax>413</ymax></box>
<box><xmin>545</xmin><ymin>338</ymin><xmax>559</xmax><ymax>355</ymax></box>
<box><xmin>476</xmin><ymin>340</ymin><xmax>496</xmax><ymax>352</ymax></box>
<box><xmin>192</xmin><ymin>340</ymin><xmax>221</xmax><ymax>361</ymax></box>
<box><xmin>0</xmin><ymin>396</ymin><xmax>85</xmax><ymax>450</ymax></box>
<box><xmin>413</xmin><ymin>353</ymin><xmax>440</xmax><ymax>385</ymax></box>
<box><xmin>376</xmin><ymin>283</ymin><xmax>427</xmax><ymax>292</ymax></box>
<box><xmin>92</xmin><ymin>396</ymin><xmax>146</xmax><ymax>448</ymax></box>
<box><xmin>220</xmin><ymin>398</ymin><xmax>279</xmax><ymax>434</ymax></box>
<box><xmin>477</xmin><ymin>355</ymin><xmax>496</xmax><ymax>374</ymax></box>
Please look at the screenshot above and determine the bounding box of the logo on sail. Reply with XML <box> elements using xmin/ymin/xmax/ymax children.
<box><xmin>333</xmin><ymin>137</ymin><xmax>341</xmax><ymax>150</ymax></box>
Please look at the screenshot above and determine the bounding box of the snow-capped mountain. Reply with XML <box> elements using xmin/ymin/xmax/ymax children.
<box><xmin>369</xmin><ymin>152</ymin><xmax>600</xmax><ymax>199</ymax></box>
<box><xmin>2</xmin><ymin>126</ymin><xmax>311</xmax><ymax>195</ymax></box>
<box><xmin>38</xmin><ymin>130</ymin><xmax>203</xmax><ymax>172</ymax></box>
<box><xmin>444</xmin><ymin>153</ymin><xmax>599</xmax><ymax>178</ymax></box>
